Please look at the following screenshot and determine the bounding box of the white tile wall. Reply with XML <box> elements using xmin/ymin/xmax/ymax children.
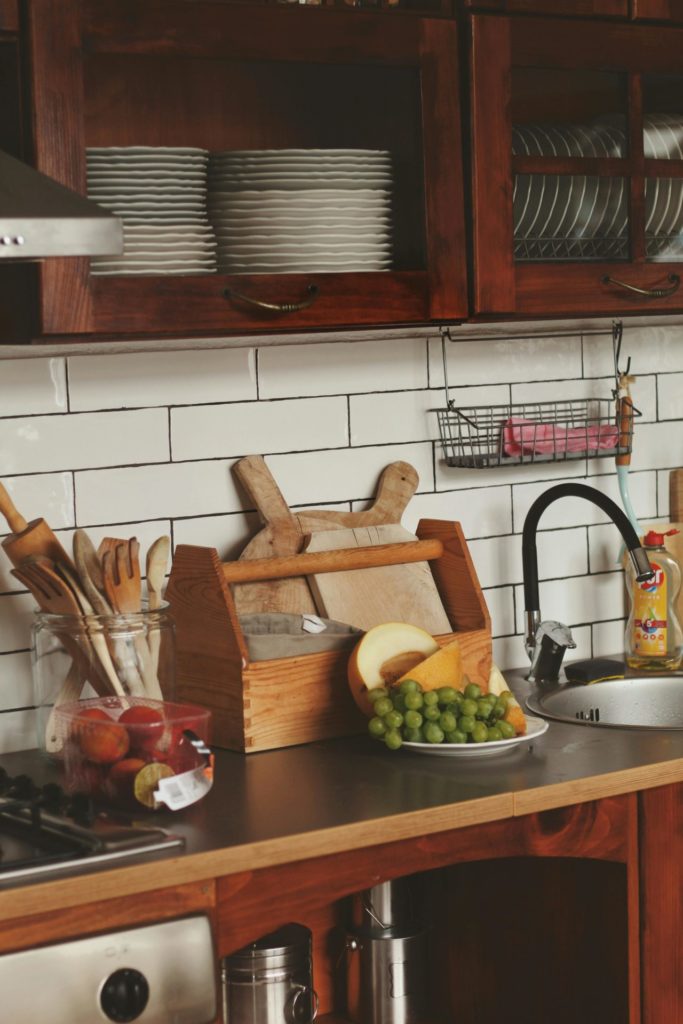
<box><xmin>1</xmin><ymin>323</ymin><xmax>682</xmax><ymax>751</ymax></box>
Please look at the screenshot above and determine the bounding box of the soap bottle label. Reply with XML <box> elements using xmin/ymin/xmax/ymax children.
<box><xmin>632</xmin><ymin>561</ymin><xmax>668</xmax><ymax>655</ymax></box>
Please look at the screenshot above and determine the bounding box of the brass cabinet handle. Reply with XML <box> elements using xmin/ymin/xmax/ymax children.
<box><xmin>602</xmin><ymin>273</ymin><xmax>681</xmax><ymax>298</ymax></box>
<box><xmin>223</xmin><ymin>283</ymin><xmax>320</xmax><ymax>313</ymax></box>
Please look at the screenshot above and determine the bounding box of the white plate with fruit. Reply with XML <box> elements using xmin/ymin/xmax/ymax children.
<box><xmin>347</xmin><ymin>622</ymin><xmax>548</xmax><ymax>758</ymax></box>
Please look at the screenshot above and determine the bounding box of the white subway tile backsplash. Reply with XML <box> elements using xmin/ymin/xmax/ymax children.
<box><xmin>0</xmin><ymin>472</ymin><xmax>74</xmax><ymax>540</ymax></box>
<box><xmin>172</xmin><ymin>396</ymin><xmax>348</xmax><ymax>461</ymax></box>
<box><xmin>258</xmin><ymin>337</ymin><xmax>428</xmax><ymax>399</ymax></box>
<box><xmin>402</xmin><ymin>486</ymin><xmax>512</xmax><ymax>539</ymax></box>
<box><xmin>469</xmin><ymin>526</ymin><xmax>587</xmax><ymax>590</ymax></box>
<box><xmin>263</xmin><ymin>443</ymin><xmax>435</xmax><ymax>508</ymax></box>
<box><xmin>68</xmin><ymin>348</ymin><xmax>257</xmax><ymax>410</ymax></box>
<box><xmin>514</xmin><ymin>570</ymin><xmax>625</xmax><ymax>634</ymax></box>
<box><xmin>513</xmin><ymin>471</ymin><xmax>657</xmax><ymax>532</ymax></box>
<box><xmin>657</xmin><ymin>372</ymin><xmax>683</xmax><ymax>422</ymax></box>
<box><xmin>0</xmin><ymin>358</ymin><xmax>66</xmax><ymax>416</ymax></box>
<box><xmin>429</xmin><ymin>334</ymin><xmax>582</xmax><ymax>388</ymax></box>
<box><xmin>350</xmin><ymin>385</ymin><xmax>508</xmax><ymax>447</ymax></box>
<box><xmin>0</xmin><ymin>409</ymin><xmax>169</xmax><ymax>476</ymax></box>
<box><xmin>75</xmin><ymin>460</ymin><xmax>242</xmax><ymax>525</ymax></box>
<box><xmin>0</xmin><ymin>325</ymin><xmax>682</xmax><ymax>750</ymax></box>
<box><xmin>483</xmin><ymin>585</ymin><xmax>516</xmax><ymax>637</ymax></box>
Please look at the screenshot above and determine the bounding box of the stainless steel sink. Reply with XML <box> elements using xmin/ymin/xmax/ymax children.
<box><xmin>526</xmin><ymin>675</ymin><xmax>683</xmax><ymax>730</ymax></box>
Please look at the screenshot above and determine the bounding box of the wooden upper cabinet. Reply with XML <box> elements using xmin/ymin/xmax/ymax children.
<box><xmin>25</xmin><ymin>0</ymin><xmax>468</xmax><ymax>340</ymax></box>
<box><xmin>631</xmin><ymin>0</ymin><xmax>683</xmax><ymax>21</ymax></box>
<box><xmin>462</xmin><ymin>1</ymin><xmax>627</xmax><ymax>15</ymax></box>
<box><xmin>470</xmin><ymin>14</ymin><xmax>683</xmax><ymax>317</ymax></box>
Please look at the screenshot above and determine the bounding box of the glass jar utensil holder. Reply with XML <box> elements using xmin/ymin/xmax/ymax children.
<box><xmin>31</xmin><ymin>603</ymin><xmax>176</xmax><ymax>756</ymax></box>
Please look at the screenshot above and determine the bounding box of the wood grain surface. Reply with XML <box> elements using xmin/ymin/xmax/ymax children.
<box><xmin>304</xmin><ymin>525</ymin><xmax>452</xmax><ymax>634</ymax></box>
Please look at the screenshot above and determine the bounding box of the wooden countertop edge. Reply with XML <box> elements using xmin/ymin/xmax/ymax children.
<box><xmin>513</xmin><ymin>756</ymin><xmax>683</xmax><ymax>816</ymax></box>
<box><xmin>0</xmin><ymin>792</ymin><xmax>512</xmax><ymax>923</ymax></box>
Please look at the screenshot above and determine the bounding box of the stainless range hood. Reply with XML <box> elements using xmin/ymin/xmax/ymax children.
<box><xmin>0</xmin><ymin>149</ymin><xmax>123</xmax><ymax>260</ymax></box>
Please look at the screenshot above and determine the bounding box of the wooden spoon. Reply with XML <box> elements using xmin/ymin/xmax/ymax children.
<box><xmin>44</xmin><ymin>662</ymin><xmax>85</xmax><ymax>754</ymax></box>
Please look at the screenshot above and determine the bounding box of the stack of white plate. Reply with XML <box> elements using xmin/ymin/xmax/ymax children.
<box><xmin>86</xmin><ymin>146</ymin><xmax>217</xmax><ymax>276</ymax></box>
<box><xmin>207</xmin><ymin>149</ymin><xmax>393</xmax><ymax>274</ymax></box>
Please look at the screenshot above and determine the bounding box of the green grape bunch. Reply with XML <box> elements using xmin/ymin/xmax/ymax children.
<box><xmin>367</xmin><ymin>677</ymin><xmax>517</xmax><ymax>751</ymax></box>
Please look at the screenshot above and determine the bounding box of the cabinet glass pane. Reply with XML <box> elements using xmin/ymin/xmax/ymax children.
<box><xmin>514</xmin><ymin>175</ymin><xmax>628</xmax><ymax>261</ymax></box>
<box><xmin>511</xmin><ymin>68</ymin><xmax>628</xmax><ymax>155</ymax></box>
<box><xmin>646</xmin><ymin>178</ymin><xmax>683</xmax><ymax>260</ymax></box>
<box><xmin>643</xmin><ymin>75</ymin><xmax>683</xmax><ymax>159</ymax></box>
<box><xmin>84</xmin><ymin>55</ymin><xmax>425</xmax><ymax>277</ymax></box>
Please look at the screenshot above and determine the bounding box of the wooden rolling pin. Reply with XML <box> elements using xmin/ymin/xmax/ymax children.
<box><xmin>222</xmin><ymin>538</ymin><xmax>443</xmax><ymax>584</ymax></box>
<box><xmin>0</xmin><ymin>481</ymin><xmax>74</xmax><ymax>569</ymax></box>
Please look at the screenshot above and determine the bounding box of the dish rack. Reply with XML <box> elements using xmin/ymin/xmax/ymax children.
<box><xmin>434</xmin><ymin>329</ymin><xmax>634</xmax><ymax>469</ymax></box>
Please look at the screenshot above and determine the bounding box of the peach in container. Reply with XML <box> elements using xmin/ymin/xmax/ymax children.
<box><xmin>54</xmin><ymin>697</ymin><xmax>212</xmax><ymax>812</ymax></box>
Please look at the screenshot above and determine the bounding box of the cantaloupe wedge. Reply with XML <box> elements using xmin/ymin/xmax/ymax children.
<box><xmin>348</xmin><ymin>622</ymin><xmax>439</xmax><ymax>716</ymax></box>
<box><xmin>396</xmin><ymin>638</ymin><xmax>464</xmax><ymax>693</ymax></box>
<box><xmin>487</xmin><ymin>663</ymin><xmax>526</xmax><ymax>735</ymax></box>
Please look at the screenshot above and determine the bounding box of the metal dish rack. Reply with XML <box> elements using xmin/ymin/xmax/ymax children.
<box><xmin>434</xmin><ymin>329</ymin><xmax>634</xmax><ymax>469</ymax></box>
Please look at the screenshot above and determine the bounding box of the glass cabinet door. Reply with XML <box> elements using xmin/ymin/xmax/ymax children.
<box><xmin>471</xmin><ymin>14</ymin><xmax>683</xmax><ymax>316</ymax></box>
<box><xmin>27</xmin><ymin>0</ymin><xmax>467</xmax><ymax>337</ymax></box>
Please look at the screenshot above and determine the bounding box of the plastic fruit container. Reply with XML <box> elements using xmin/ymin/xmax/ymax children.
<box><xmin>54</xmin><ymin>696</ymin><xmax>212</xmax><ymax>811</ymax></box>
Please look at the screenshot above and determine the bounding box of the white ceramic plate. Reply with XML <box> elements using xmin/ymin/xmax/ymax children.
<box><xmin>87</xmin><ymin>145</ymin><xmax>208</xmax><ymax>155</ymax></box>
<box><xmin>212</xmin><ymin>148</ymin><xmax>389</xmax><ymax>158</ymax></box>
<box><xmin>401</xmin><ymin>716</ymin><xmax>549</xmax><ymax>758</ymax></box>
<box><xmin>91</xmin><ymin>267</ymin><xmax>211</xmax><ymax>276</ymax></box>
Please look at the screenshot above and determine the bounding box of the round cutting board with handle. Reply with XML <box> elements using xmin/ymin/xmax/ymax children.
<box><xmin>232</xmin><ymin>456</ymin><xmax>419</xmax><ymax>616</ymax></box>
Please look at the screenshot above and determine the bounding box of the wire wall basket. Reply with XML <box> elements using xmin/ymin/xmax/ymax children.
<box><xmin>434</xmin><ymin>330</ymin><xmax>634</xmax><ymax>469</ymax></box>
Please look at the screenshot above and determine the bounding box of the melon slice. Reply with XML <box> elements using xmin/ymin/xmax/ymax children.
<box><xmin>487</xmin><ymin>663</ymin><xmax>526</xmax><ymax>735</ymax></box>
<box><xmin>348</xmin><ymin>622</ymin><xmax>439</xmax><ymax>716</ymax></box>
<box><xmin>397</xmin><ymin>638</ymin><xmax>464</xmax><ymax>693</ymax></box>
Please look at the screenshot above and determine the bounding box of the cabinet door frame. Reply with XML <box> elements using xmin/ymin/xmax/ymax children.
<box><xmin>470</xmin><ymin>13</ymin><xmax>683</xmax><ymax>316</ymax></box>
<box><xmin>26</xmin><ymin>0</ymin><xmax>468</xmax><ymax>339</ymax></box>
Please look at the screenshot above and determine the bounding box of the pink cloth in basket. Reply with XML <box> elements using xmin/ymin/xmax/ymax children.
<box><xmin>503</xmin><ymin>417</ymin><xmax>619</xmax><ymax>456</ymax></box>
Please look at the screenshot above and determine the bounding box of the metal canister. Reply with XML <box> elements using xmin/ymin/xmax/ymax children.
<box><xmin>345</xmin><ymin>879</ymin><xmax>429</xmax><ymax>1024</ymax></box>
<box><xmin>222</xmin><ymin>924</ymin><xmax>319</xmax><ymax>1024</ymax></box>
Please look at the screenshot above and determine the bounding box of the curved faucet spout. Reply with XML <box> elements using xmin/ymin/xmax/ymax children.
<box><xmin>522</xmin><ymin>483</ymin><xmax>654</xmax><ymax>680</ymax></box>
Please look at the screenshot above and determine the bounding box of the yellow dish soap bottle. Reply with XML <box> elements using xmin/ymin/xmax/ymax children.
<box><xmin>626</xmin><ymin>529</ymin><xmax>683</xmax><ymax>671</ymax></box>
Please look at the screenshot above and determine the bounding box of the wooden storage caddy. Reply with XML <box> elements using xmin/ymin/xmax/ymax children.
<box><xmin>166</xmin><ymin>519</ymin><xmax>491</xmax><ymax>753</ymax></box>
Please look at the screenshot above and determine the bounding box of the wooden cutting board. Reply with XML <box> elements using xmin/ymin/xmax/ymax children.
<box><xmin>232</xmin><ymin>456</ymin><xmax>419</xmax><ymax>616</ymax></box>
<box><xmin>304</xmin><ymin>524</ymin><xmax>453</xmax><ymax>634</ymax></box>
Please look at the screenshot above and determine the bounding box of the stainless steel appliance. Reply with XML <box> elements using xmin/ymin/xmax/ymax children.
<box><xmin>222</xmin><ymin>923</ymin><xmax>319</xmax><ymax>1024</ymax></box>
<box><xmin>0</xmin><ymin>915</ymin><xmax>217</xmax><ymax>1024</ymax></box>
<box><xmin>345</xmin><ymin>879</ymin><xmax>429</xmax><ymax>1024</ymax></box>
<box><xmin>0</xmin><ymin>767</ymin><xmax>184</xmax><ymax>885</ymax></box>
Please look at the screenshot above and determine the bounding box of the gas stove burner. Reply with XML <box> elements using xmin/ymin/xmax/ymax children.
<box><xmin>0</xmin><ymin>769</ymin><xmax>185</xmax><ymax>886</ymax></box>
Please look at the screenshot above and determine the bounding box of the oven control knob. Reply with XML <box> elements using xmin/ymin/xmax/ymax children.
<box><xmin>100</xmin><ymin>967</ymin><xmax>150</xmax><ymax>1022</ymax></box>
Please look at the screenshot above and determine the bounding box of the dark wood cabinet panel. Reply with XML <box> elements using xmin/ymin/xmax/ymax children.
<box><xmin>463</xmin><ymin>0</ymin><xmax>627</xmax><ymax>14</ymax></box>
<box><xmin>23</xmin><ymin>0</ymin><xmax>468</xmax><ymax>342</ymax></box>
<box><xmin>631</xmin><ymin>0</ymin><xmax>683</xmax><ymax>20</ymax></box>
<box><xmin>470</xmin><ymin>13</ymin><xmax>683</xmax><ymax>317</ymax></box>
<box><xmin>0</xmin><ymin>0</ymin><xmax>18</xmax><ymax>32</ymax></box>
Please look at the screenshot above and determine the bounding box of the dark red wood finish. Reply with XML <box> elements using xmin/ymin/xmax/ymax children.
<box><xmin>25</xmin><ymin>0</ymin><xmax>468</xmax><ymax>340</ymax></box>
<box><xmin>639</xmin><ymin>784</ymin><xmax>683</xmax><ymax>1024</ymax></box>
<box><xmin>470</xmin><ymin>14</ymin><xmax>683</xmax><ymax>317</ymax></box>
<box><xmin>0</xmin><ymin>0</ymin><xmax>18</xmax><ymax>31</ymax></box>
<box><xmin>631</xmin><ymin>0</ymin><xmax>683</xmax><ymax>20</ymax></box>
<box><xmin>464</xmin><ymin>0</ymin><xmax>627</xmax><ymax>12</ymax></box>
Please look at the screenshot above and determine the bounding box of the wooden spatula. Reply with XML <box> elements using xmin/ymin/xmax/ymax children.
<box><xmin>0</xmin><ymin>480</ymin><xmax>74</xmax><ymax>571</ymax></box>
<box><xmin>146</xmin><ymin>535</ymin><xmax>171</xmax><ymax>680</ymax></box>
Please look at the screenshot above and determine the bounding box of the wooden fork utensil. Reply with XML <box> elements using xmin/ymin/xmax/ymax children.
<box><xmin>102</xmin><ymin>539</ymin><xmax>162</xmax><ymax>699</ymax></box>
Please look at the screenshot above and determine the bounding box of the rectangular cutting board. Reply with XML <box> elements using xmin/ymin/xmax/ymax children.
<box><xmin>304</xmin><ymin>524</ymin><xmax>453</xmax><ymax>634</ymax></box>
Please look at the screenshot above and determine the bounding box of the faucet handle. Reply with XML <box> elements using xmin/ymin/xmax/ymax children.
<box><xmin>528</xmin><ymin>620</ymin><xmax>576</xmax><ymax>685</ymax></box>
